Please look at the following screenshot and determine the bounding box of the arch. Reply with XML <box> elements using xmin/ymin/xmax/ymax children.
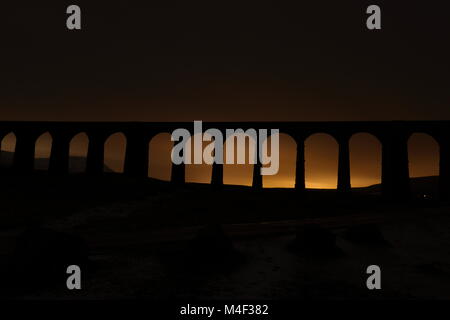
<box><xmin>104</xmin><ymin>132</ymin><xmax>126</xmax><ymax>173</ymax></box>
<box><xmin>148</xmin><ymin>132</ymin><xmax>173</xmax><ymax>181</ymax></box>
<box><xmin>349</xmin><ymin>133</ymin><xmax>381</xmax><ymax>188</ymax></box>
<box><xmin>34</xmin><ymin>132</ymin><xmax>52</xmax><ymax>170</ymax></box>
<box><xmin>304</xmin><ymin>133</ymin><xmax>338</xmax><ymax>189</ymax></box>
<box><xmin>262</xmin><ymin>133</ymin><xmax>296</xmax><ymax>188</ymax></box>
<box><xmin>185</xmin><ymin>133</ymin><xmax>213</xmax><ymax>184</ymax></box>
<box><xmin>69</xmin><ymin>132</ymin><xmax>89</xmax><ymax>173</ymax></box>
<box><xmin>0</xmin><ymin>132</ymin><xmax>17</xmax><ymax>168</ymax></box>
<box><xmin>408</xmin><ymin>133</ymin><xmax>439</xmax><ymax>196</ymax></box>
<box><xmin>223</xmin><ymin>131</ymin><xmax>257</xmax><ymax>186</ymax></box>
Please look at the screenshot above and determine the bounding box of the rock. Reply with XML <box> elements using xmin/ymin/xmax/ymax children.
<box><xmin>415</xmin><ymin>262</ymin><xmax>445</xmax><ymax>275</ymax></box>
<box><xmin>191</xmin><ymin>224</ymin><xmax>235</xmax><ymax>257</ymax></box>
<box><xmin>7</xmin><ymin>227</ymin><xmax>90</xmax><ymax>291</ymax></box>
<box><xmin>290</xmin><ymin>224</ymin><xmax>344</xmax><ymax>258</ymax></box>
<box><xmin>188</xmin><ymin>224</ymin><xmax>242</xmax><ymax>269</ymax></box>
<box><xmin>343</xmin><ymin>224</ymin><xmax>390</xmax><ymax>247</ymax></box>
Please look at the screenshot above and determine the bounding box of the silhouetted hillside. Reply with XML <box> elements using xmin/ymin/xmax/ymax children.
<box><xmin>0</xmin><ymin>151</ymin><xmax>113</xmax><ymax>172</ymax></box>
<box><xmin>355</xmin><ymin>176</ymin><xmax>439</xmax><ymax>198</ymax></box>
<box><xmin>0</xmin><ymin>150</ymin><xmax>14</xmax><ymax>167</ymax></box>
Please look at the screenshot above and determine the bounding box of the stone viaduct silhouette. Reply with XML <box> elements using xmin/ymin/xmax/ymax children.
<box><xmin>0</xmin><ymin>121</ymin><xmax>449</xmax><ymax>200</ymax></box>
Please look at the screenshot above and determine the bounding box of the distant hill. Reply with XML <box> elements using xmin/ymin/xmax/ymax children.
<box><xmin>0</xmin><ymin>150</ymin><xmax>441</xmax><ymax>196</ymax></box>
<box><xmin>0</xmin><ymin>151</ymin><xmax>14</xmax><ymax>167</ymax></box>
<box><xmin>0</xmin><ymin>150</ymin><xmax>114</xmax><ymax>173</ymax></box>
<box><xmin>354</xmin><ymin>176</ymin><xmax>439</xmax><ymax>198</ymax></box>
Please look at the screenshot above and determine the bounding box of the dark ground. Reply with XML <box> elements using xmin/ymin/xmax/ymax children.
<box><xmin>0</xmin><ymin>171</ymin><xmax>449</xmax><ymax>300</ymax></box>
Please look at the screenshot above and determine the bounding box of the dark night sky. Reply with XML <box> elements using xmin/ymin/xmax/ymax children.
<box><xmin>0</xmin><ymin>1</ymin><xmax>448</xmax><ymax>188</ymax></box>
<box><xmin>1</xmin><ymin>0</ymin><xmax>449</xmax><ymax>121</ymax></box>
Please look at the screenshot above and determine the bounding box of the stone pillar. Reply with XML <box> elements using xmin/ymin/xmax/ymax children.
<box><xmin>295</xmin><ymin>137</ymin><xmax>305</xmax><ymax>191</ymax></box>
<box><xmin>337</xmin><ymin>135</ymin><xmax>351</xmax><ymax>192</ymax></box>
<box><xmin>124</xmin><ymin>134</ymin><xmax>149</xmax><ymax>178</ymax></box>
<box><xmin>171</xmin><ymin>163</ymin><xmax>185</xmax><ymax>185</ymax></box>
<box><xmin>211</xmin><ymin>162</ymin><xmax>223</xmax><ymax>187</ymax></box>
<box><xmin>86</xmin><ymin>134</ymin><xmax>105</xmax><ymax>175</ymax></box>
<box><xmin>171</xmin><ymin>131</ymin><xmax>187</xmax><ymax>185</ymax></box>
<box><xmin>211</xmin><ymin>160</ymin><xmax>223</xmax><ymax>187</ymax></box>
<box><xmin>439</xmin><ymin>140</ymin><xmax>450</xmax><ymax>201</ymax></box>
<box><xmin>48</xmin><ymin>135</ymin><xmax>70</xmax><ymax>175</ymax></box>
<box><xmin>252</xmin><ymin>138</ymin><xmax>263</xmax><ymax>189</ymax></box>
<box><xmin>210</xmin><ymin>135</ymin><xmax>224</xmax><ymax>187</ymax></box>
<box><xmin>252</xmin><ymin>161</ymin><xmax>263</xmax><ymax>189</ymax></box>
<box><xmin>381</xmin><ymin>134</ymin><xmax>410</xmax><ymax>200</ymax></box>
<box><xmin>13</xmin><ymin>133</ymin><xmax>36</xmax><ymax>174</ymax></box>
<box><xmin>0</xmin><ymin>133</ymin><xmax>5</xmax><ymax>166</ymax></box>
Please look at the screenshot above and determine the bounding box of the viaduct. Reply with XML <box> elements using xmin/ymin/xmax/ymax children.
<box><xmin>0</xmin><ymin>121</ymin><xmax>449</xmax><ymax>200</ymax></box>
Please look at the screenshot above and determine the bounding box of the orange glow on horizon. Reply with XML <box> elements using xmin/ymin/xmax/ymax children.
<box><xmin>0</xmin><ymin>131</ymin><xmax>441</xmax><ymax>189</ymax></box>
